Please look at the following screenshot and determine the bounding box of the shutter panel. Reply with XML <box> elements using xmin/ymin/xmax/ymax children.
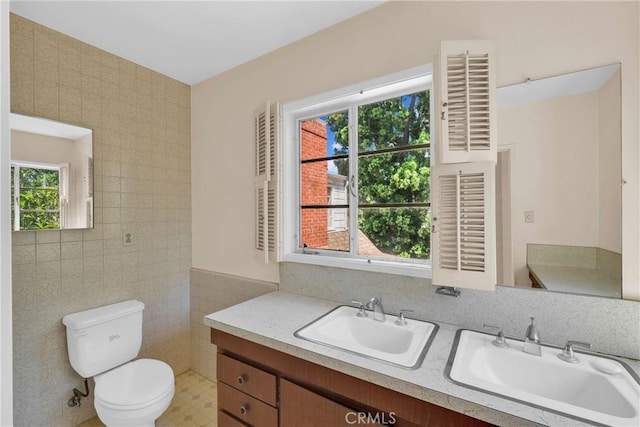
<box><xmin>267</xmin><ymin>103</ymin><xmax>280</xmax><ymax>257</ymax></box>
<box><xmin>58</xmin><ymin>163</ymin><xmax>69</xmax><ymax>228</ymax></box>
<box><xmin>254</xmin><ymin>101</ymin><xmax>280</xmax><ymax>263</ymax></box>
<box><xmin>432</xmin><ymin>161</ymin><xmax>496</xmax><ymax>290</ymax></box>
<box><xmin>436</xmin><ymin>40</ymin><xmax>496</xmax><ymax>164</ymax></box>
<box><xmin>85</xmin><ymin>156</ymin><xmax>93</xmax><ymax>197</ymax></box>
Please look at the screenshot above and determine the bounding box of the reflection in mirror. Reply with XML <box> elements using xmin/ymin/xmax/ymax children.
<box><xmin>10</xmin><ymin>114</ymin><xmax>93</xmax><ymax>230</ymax></box>
<box><xmin>496</xmin><ymin>64</ymin><xmax>621</xmax><ymax>298</ymax></box>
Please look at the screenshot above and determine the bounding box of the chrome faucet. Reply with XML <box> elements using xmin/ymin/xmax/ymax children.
<box><xmin>365</xmin><ymin>296</ymin><xmax>386</xmax><ymax>322</ymax></box>
<box><xmin>523</xmin><ymin>317</ymin><xmax>542</xmax><ymax>356</ymax></box>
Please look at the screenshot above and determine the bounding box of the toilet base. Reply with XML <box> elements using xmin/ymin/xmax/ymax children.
<box><xmin>105</xmin><ymin>423</ymin><xmax>154</xmax><ymax>427</ymax></box>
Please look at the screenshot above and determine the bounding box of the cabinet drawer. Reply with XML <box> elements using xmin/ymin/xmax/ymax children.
<box><xmin>218</xmin><ymin>382</ymin><xmax>278</xmax><ymax>427</ymax></box>
<box><xmin>218</xmin><ymin>353</ymin><xmax>277</xmax><ymax>406</ymax></box>
<box><xmin>280</xmin><ymin>379</ymin><xmax>386</xmax><ymax>426</ymax></box>
<box><xmin>218</xmin><ymin>409</ymin><xmax>249</xmax><ymax>427</ymax></box>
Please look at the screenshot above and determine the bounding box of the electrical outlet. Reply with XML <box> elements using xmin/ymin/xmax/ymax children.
<box><xmin>524</xmin><ymin>210</ymin><xmax>534</xmax><ymax>223</ymax></box>
<box><xmin>123</xmin><ymin>231</ymin><xmax>134</xmax><ymax>246</ymax></box>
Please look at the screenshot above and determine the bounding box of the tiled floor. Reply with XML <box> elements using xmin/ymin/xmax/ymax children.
<box><xmin>79</xmin><ymin>370</ymin><xmax>218</xmax><ymax>427</ymax></box>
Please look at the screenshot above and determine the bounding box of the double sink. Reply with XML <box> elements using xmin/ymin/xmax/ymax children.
<box><xmin>295</xmin><ymin>303</ymin><xmax>640</xmax><ymax>426</ymax></box>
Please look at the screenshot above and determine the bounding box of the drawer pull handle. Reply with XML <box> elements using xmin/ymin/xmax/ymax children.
<box><xmin>239</xmin><ymin>405</ymin><xmax>248</xmax><ymax>415</ymax></box>
<box><xmin>237</xmin><ymin>375</ymin><xmax>245</xmax><ymax>385</ymax></box>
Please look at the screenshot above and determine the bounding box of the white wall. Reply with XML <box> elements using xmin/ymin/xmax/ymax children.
<box><xmin>192</xmin><ymin>1</ymin><xmax>639</xmax><ymax>299</ymax></box>
<box><xmin>499</xmin><ymin>92</ymin><xmax>600</xmax><ymax>286</ymax></box>
<box><xmin>598</xmin><ymin>69</ymin><xmax>622</xmax><ymax>253</ymax></box>
<box><xmin>0</xmin><ymin>1</ymin><xmax>13</xmax><ymax>424</ymax></box>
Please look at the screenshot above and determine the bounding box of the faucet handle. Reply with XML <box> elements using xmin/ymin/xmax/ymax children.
<box><xmin>350</xmin><ymin>300</ymin><xmax>368</xmax><ymax>318</ymax></box>
<box><xmin>394</xmin><ymin>309</ymin><xmax>414</xmax><ymax>326</ymax></box>
<box><xmin>483</xmin><ymin>324</ymin><xmax>510</xmax><ymax>348</ymax></box>
<box><xmin>558</xmin><ymin>340</ymin><xmax>591</xmax><ymax>364</ymax></box>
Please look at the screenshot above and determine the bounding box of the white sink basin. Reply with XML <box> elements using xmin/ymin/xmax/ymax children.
<box><xmin>294</xmin><ymin>305</ymin><xmax>438</xmax><ymax>369</ymax></box>
<box><xmin>446</xmin><ymin>329</ymin><xmax>640</xmax><ymax>426</ymax></box>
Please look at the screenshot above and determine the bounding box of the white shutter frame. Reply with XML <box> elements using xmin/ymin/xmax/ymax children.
<box><xmin>254</xmin><ymin>101</ymin><xmax>281</xmax><ymax>263</ymax></box>
<box><xmin>431</xmin><ymin>161</ymin><xmax>496</xmax><ymax>290</ymax></box>
<box><xmin>436</xmin><ymin>40</ymin><xmax>496</xmax><ymax>164</ymax></box>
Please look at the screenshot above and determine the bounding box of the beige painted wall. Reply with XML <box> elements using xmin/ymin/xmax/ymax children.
<box><xmin>192</xmin><ymin>1</ymin><xmax>639</xmax><ymax>298</ymax></box>
<box><xmin>499</xmin><ymin>92</ymin><xmax>600</xmax><ymax>286</ymax></box>
<box><xmin>10</xmin><ymin>14</ymin><xmax>191</xmax><ymax>426</ymax></box>
<box><xmin>598</xmin><ymin>69</ymin><xmax>622</xmax><ymax>254</ymax></box>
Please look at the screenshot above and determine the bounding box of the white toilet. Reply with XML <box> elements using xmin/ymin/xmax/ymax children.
<box><xmin>63</xmin><ymin>300</ymin><xmax>175</xmax><ymax>427</ymax></box>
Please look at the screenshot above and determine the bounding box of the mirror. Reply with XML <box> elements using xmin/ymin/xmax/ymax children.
<box><xmin>10</xmin><ymin>114</ymin><xmax>93</xmax><ymax>230</ymax></box>
<box><xmin>496</xmin><ymin>64</ymin><xmax>622</xmax><ymax>298</ymax></box>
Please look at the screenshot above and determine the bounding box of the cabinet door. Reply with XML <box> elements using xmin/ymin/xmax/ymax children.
<box><xmin>280</xmin><ymin>379</ymin><xmax>387</xmax><ymax>426</ymax></box>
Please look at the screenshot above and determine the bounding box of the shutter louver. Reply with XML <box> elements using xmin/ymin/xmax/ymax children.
<box><xmin>437</xmin><ymin>41</ymin><xmax>496</xmax><ymax>164</ymax></box>
<box><xmin>254</xmin><ymin>101</ymin><xmax>280</xmax><ymax>263</ymax></box>
<box><xmin>432</xmin><ymin>162</ymin><xmax>496</xmax><ymax>290</ymax></box>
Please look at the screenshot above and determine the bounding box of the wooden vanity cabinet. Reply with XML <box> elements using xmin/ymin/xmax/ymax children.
<box><xmin>211</xmin><ymin>329</ymin><xmax>493</xmax><ymax>427</ymax></box>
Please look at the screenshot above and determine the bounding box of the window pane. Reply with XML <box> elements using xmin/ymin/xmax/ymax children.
<box><xmin>358</xmin><ymin>207</ymin><xmax>431</xmax><ymax>260</ymax></box>
<box><xmin>20</xmin><ymin>212</ymin><xmax>60</xmax><ymax>230</ymax></box>
<box><xmin>358</xmin><ymin>149</ymin><xmax>430</xmax><ymax>204</ymax></box>
<box><xmin>300</xmin><ymin>160</ymin><xmax>349</xmax><ymax>206</ymax></box>
<box><xmin>301</xmin><ymin>208</ymin><xmax>350</xmax><ymax>252</ymax></box>
<box><xmin>300</xmin><ymin>112</ymin><xmax>349</xmax><ymax>161</ymax></box>
<box><xmin>300</xmin><ymin>156</ymin><xmax>350</xmax><ymax>252</ymax></box>
<box><xmin>358</xmin><ymin>91</ymin><xmax>430</xmax><ymax>153</ymax></box>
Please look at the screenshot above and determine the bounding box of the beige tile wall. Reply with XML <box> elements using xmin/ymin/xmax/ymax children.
<box><xmin>10</xmin><ymin>14</ymin><xmax>191</xmax><ymax>426</ymax></box>
<box><xmin>190</xmin><ymin>268</ymin><xmax>278</xmax><ymax>380</ymax></box>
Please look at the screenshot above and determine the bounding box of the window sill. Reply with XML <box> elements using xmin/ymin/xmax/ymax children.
<box><xmin>282</xmin><ymin>252</ymin><xmax>432</xmax><ymax>279</ymax></box>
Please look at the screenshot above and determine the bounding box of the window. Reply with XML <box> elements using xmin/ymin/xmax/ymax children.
<box><xmin>283</xmin><ymin>66</ymin><xmax>434</xmax><ymax>277</ymax></box>
<box><xmin>10</xmin><ymin>162</ymin><xmax>62</xmax><ymax>231</ymax></box>
<box><xmin>281</xmin><ymin>42</ymin><xmax>496</xmax><ymax>287</ymax></box>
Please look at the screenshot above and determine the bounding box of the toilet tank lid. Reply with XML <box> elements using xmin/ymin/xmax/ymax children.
<box><xmin>63</xmin><ymin>300</ymin><xmax>144</xmax><ymax>330</ymax></box>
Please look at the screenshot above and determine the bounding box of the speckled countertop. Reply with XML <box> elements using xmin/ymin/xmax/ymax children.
<box><xmin>528</xmin><ymin>263</ymin><xmax>622</xmax><ymax>299</ymax></box>
<box><xmin>203</xmin><ymin>291</ymin><xmax>639</xmax><ymax>427</ymax></box>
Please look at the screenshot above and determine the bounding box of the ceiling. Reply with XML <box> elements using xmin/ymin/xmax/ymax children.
<box><xmin>10</xmin><ymin>1</ymin><xmax>384</xmax><ymax>85</ymax></box>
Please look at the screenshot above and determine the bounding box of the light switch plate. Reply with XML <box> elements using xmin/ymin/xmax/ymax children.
<box><xmin>524</xmin><ymin>211</ymin><xmax>534</xmax><ymax>223</ymax></box>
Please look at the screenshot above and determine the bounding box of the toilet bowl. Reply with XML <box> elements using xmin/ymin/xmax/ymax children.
<box><xmin>62</xmin><ymin>301</ymin><xmax>175</xmax><ymax>427</ymax></box>
<box><xmin>94</xmin><ymin>359</ymin><xmax>175</xmax><ymax>427</ymax></box>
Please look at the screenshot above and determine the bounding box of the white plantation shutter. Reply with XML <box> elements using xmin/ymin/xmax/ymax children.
<box><xmin>431</xmin><ymin>161</ymin><xmax>496</xmax><ymax>290</ymax></box>
<box><xmin>436</xmin><ymin>40</ymin><xmax>496</xmax><ymax>164</ymax></box>
<box><xmin>254</xmin><ymin>101</ymin><xmax>280</xmax><ymax>263</ymax></box>
<box><xmin>58</xmin><ymin>163</ymin><xmax>69</xmax><ymax>228</ymax></box>
<box><xmin>268</xmin><ymin>103</ymin><xmax>280</xmax><ymax>255</ymax></box>
<box><xmin>84</xmin><ymin>156</ymin><xmax>93</xmax><ymax>197</ymax></box>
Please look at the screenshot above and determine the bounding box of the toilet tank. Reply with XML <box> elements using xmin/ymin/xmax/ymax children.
<box><xmin>63</xmin><ymin>300</ymin><xmax>144</xmax><ymax>378</ymax></box>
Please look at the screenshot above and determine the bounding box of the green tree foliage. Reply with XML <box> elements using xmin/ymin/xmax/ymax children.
<box><xmin>327</xmin><ymin>91</ymin><xmax>431</xmax><ymax>259</ymax></box>
<box><xmin>11</xmin><ymin>166</ymin><xmax>60</xmax><ymax>230</ymax></box>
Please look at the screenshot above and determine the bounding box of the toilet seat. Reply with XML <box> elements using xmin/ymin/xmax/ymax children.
<box><xmin>94</xmin><ymin>359</ymin><xmax>174</xmax><ymax>411</ymax></box>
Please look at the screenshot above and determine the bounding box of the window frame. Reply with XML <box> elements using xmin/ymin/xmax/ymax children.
<box><xmin>282</xmin><ymin>65</ymin><xmax>434</xmax><ymax>278</ymax></box>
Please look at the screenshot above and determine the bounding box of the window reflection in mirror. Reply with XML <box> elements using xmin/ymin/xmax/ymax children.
<box><xmin>10</xmin><ymin>114</ymin><xmax>93</xmax><ymax>230</ymax></box>
<box><xmin>496</xmin><ymin>64</ymin><xmax>621</xmax><ymax>298</ymax></box>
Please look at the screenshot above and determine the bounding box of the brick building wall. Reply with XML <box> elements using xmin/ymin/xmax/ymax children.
<box><xmin>300</xmin><ymin>119</ymin><xmax>328</xmax><ymax>248</ymax></box>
